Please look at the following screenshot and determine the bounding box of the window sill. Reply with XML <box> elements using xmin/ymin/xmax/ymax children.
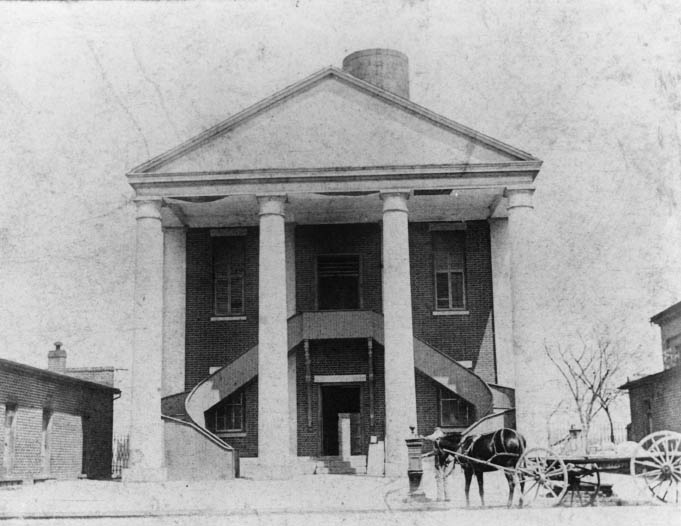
<box><xmin>432</xmin><ymin>310</ymin><xmax>469</xmax><ymax>316</ymax></box>
<box><xmin>216</xmin><ymin>431</ymin><xmax>247</xmax><ymax>438</ymax></box>
<box><xmin>211</xmin><ymin>316</ymin><xmax>247</xmax><ymax>322</ymax></box>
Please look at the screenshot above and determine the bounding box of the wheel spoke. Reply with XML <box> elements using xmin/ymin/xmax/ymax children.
<box><xmin>546</xmin><ymin>459</ymin><xmax>559</xmax><ymax>473</ymax></box>
<box><xmin>661</xmin><ymin>480</ymin><xmax>672</xmax><ymax>501</ymax></box>
<box><xmin>545</xmin><ymin>483</ymin><xmax>560</xmax><ymax>500</ymax></box>
<box><xmin>524</xmin><ymin>479</ymin><xmax>539</xmax><ymax>496</ymax></box>
<box><xmin>544</xmin><ymin>467</ymin><xmax>567</xmax><ymax>479</ymax></box>
<box><xmin>533</xmin><ymin>481</ymin><xmax>541</xmax><ymax>501</ymax></box>
<box><xmin>650</xmin><ymin>478</ymin><xmax>665</xmax><ymax>491</ymax></box>
<box><xmin>635</xmin><ymin>459</ymin><xmax>664</xmax><ymax>470</ymax></box>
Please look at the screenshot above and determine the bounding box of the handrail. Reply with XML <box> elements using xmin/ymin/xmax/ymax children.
<box><xmin>185</xmin><ymin>309</ymin><xmax>498</xmax><ymax>438</ymax></box>
<box><xmin>162</xmin><ymin>414</ymin><xmax>234</xmax><ymax>451</ymax></box>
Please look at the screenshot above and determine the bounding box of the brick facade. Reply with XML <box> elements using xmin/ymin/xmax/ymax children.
<box><xmin>183</xmin><ymin>220</ymin><xmax>497</xmax><ymax>456</ymax></box>
<box><xmin>185</xmin><ymin>228</ymin><xmax>259</xmax><ymax>389</ymax></box>
<box><xmin>0</xmin><ymin>360</ymin><xmax>116</xmax><ymax>480</ymax></box>
<box><xmin>409</xmin><ymin>221</ymin><xmax>496</xmax><ymax>382</ymax></box>
<box><xmin>625</xmin><ymin>367</ymin><xmax>681</xmax><ymax>442</ymax></box>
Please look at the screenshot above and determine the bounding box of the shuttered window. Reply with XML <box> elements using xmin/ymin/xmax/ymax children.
<box><xmin>213</xmin><ymin>237</ymin><xmax>245</xmax><ymax>316</ymax></box>
<box><xmin>317</xmin><ymin>255</ymin><xmax>361</xmax><ymax>310</ymax></box>
<box><xmin>440</xmin><ymin>390</ymin><xmax>475</xmax><ymax>427</ymax></box>
<box><xmin>432</xmin><ymin>231</ymin><xmax>466</xmax><ymax>310</ymax></box>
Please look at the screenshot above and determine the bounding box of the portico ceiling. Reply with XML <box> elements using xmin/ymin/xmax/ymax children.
<box><xmin>160</xmin><ymin>188</ymin><xmax>509</xmax><ymax>228</ymax></box>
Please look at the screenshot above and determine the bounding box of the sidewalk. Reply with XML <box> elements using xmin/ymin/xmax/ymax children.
<box><xmin>0</xmin><ymin>463</ymin><xmax>666</xmax><ymax>520</ymax></box>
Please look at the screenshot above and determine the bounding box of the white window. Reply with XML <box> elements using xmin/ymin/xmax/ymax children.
<box><xmin>433</xmin><ymin>231</ymin><xmax>466</xmax><ymax>310</ymax></box>
<box><xmin>213</xmin><ymin>237</ymin><xmax>245</xmax><ymax>316</ymax></box>
<box><xmin>206</xmin><ymin>392</ymin><xmax>244</xmax><ymax>433</ymax></box>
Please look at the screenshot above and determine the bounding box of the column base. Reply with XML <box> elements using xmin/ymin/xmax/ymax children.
<box><xmin>122</xmin><ymin>466</ymin><xmax>167</xmax><ymax>482</ymax></box>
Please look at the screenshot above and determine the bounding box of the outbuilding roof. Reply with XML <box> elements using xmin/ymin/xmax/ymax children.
<box><xmin>650</xmin><ymin>300</ymin><xmax>681</xmax><ymax>326</ymax></box>
<box><xmin>0</xmin><ymin>357</ymin><xmax>120</xmax><ymax>394</ymax></box>
<box><xmin>619</xmin><ymin>364</ymin><xmax>681</xmax><ymax>390</ymax></box>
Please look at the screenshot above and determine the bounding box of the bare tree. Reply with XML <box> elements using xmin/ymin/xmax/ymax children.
<box><xmin>545</xmin><ymin>331</ymin><xmax>635</xmax><ymax>446</ymax></box>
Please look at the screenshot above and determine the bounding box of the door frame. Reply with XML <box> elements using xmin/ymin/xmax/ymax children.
<box><xmin>317</xmin><ymin>382</ymin><xmax>363</xmax><ymax>457</ymax></box>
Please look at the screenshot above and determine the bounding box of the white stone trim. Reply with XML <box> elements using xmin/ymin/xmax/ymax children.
<box><xmin>314</xmin><ymin>374</ymin><xmax>366</xmax><ymax>383</ymax></box>
<box><xmin>210</xmin><ymin>316</ymin><xmax>247</xmax><ymax>322</ymax></box>
<box><xmin>432</xmin><ymin>310</ymin><xmax>470</xmax><ymax>316</ymax></box>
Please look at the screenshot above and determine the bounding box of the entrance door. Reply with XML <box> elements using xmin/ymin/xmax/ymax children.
<box><xmin>320</xmin><ymin>385</ymin><xmax>361</xmax><ymax>456</ymax></box>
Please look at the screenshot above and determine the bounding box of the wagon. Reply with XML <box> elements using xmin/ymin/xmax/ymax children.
<box><xmin>428</xmin><ymin>412</ymin><xmax>681</xmax><ymax>506</ymax></box>
<box><xmin>514</xmin><ymin>430</ymin><xmax>681</xmax><ymax>506</ymax></box>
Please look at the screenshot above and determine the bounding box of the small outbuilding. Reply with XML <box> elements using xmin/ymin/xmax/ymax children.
<box><xmin>0</xmin><ymin>343</ymin><xmax>119</xmax><ymax>483</ymax></box>
<box><xmin>620</xmin><ymin>302</ymin><xmax>681</xmax><ymax>441</ymax></box>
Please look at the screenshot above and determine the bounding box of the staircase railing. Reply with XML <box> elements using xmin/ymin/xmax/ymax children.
<box><xmin>183</xmin><ymin>310</ymin><xmax>502</xmax><ymax>433</ymax></box>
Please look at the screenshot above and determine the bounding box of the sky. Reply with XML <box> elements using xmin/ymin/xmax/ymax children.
<box><xmin>1</xmin><ymin>0</ymin><xmax>680</xmax><ymax>431</ymax></box>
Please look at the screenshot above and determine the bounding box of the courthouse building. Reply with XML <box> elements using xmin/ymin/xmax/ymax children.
<box><xmin>124</xmin><ymin>49</ymin><xmax>542</xmax><ymax>480</ymax></box>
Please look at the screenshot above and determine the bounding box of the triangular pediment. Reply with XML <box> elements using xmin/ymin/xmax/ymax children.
<box><xmin>134</xmin><ymin>69</ymin><xmax>536</xmax><ymax>175</ymax></box>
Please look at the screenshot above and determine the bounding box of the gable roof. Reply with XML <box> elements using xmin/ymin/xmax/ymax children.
<box><xmin>129</xmin><ymin>67</ymin><xmax>540</xmax><ymax>177</ymax></box>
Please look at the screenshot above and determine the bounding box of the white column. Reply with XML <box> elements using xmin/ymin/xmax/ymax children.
<box><xmin>162</xmin><ymin>227</ymin><xmax>186</xmax><ymax>397</ymax></box>
<box><xmin>506</xmin><ymin>187</ymin><xmax>536</xmax><ymax>437</ymax></box>
<box><xmin>124</xmin><ymin>198</ymin><xmax>166</xmax><ymax>481</ymax></box>
<box><xmin>257</xmin><ymin>195</ymin><xmax>291</xmax><ymax>466</ymax></box>
<box><xmin>380</xmin><ymin>190</ymin><xmax>418</xmax><ymax>477</ymax></box>
<box><xmin>489</xmin><ymin>218</ymin><xmax>514</xmax><ymax>388</ymax></box>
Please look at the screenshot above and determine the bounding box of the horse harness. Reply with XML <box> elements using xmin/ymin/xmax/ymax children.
<box><xmin>436</xmin><ymin>429</ymin><xmax>523</xmax><ymax>471</ymax></box>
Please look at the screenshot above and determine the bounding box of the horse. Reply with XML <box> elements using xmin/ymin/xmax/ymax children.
<box><xmin>425</xmin><ymin>427</ymin><xmax>526</xmax><ymax>507</ymax></box>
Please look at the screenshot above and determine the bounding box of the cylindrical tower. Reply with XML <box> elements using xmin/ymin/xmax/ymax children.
<box><xmin>342</xmin><ymin>49</ymin><xmax>410</xmax><ymax>99</ymax></box>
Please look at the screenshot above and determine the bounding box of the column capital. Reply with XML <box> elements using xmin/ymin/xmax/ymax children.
<box><xmin>505</xmin><ymin>187</ymin><xmax>535</xmax><ymax>211</ymax></box>
<box><xmin>256</xmin><ymin>194</ymin><xmax>287</xmax><ymax>217</ymax></box>
<box><xmin>134</xmin><ymin>198</ymin><xmax>163</xmax><ymax>220</ymax></box>
<box><xmin>380</xmin><ymin>190</ymin><xmax>411</xmax><ymax>213</ymax></box>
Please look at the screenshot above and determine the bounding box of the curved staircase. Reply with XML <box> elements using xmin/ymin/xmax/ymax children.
<box><xmin>163</xmin><ymin>310</ymin><xmax>514</xmax><ymax>477</ymax></box>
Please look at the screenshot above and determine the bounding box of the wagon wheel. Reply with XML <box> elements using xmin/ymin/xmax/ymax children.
<box><xmin>630</xmin><ymin>431</ymin><xmax>681</xmax><ymax>504</ymax></box>
<box><xmin>559</xmin><ymin>463</ymin><xmax>600</xmax><ymax>506</ymax></box>
<box><xmin>515</xmin><ymin>447</ymin><xmax>568</xmax><ymax>507</ymax></box>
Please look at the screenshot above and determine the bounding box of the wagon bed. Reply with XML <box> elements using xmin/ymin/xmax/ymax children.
<box><xmin>516</xmin><ymin>430</ymin><xmax>681</xmax><ymax>506</ymax></box>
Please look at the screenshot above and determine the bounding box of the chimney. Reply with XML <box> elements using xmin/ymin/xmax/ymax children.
<box><xmin>342</xmin><ymin>49</ymin><xmax>410</xmax><ymax>99</ymax></box>
<box><xmin>48</xmin><ymin>341</ymin><xmax>67</xmax><ymax>374</ymax></box>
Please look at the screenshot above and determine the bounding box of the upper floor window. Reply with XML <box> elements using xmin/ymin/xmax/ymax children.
<box><xmin>213</xmin><ymin>236</ymin><xmax>245</xmax><ymax>316</ymax></box>
<box><xmin>317</xmin><ymin>254</ymin><xmax>361</xmax><ymax>310</ymax></box>
<box><xmin>432</xmin><ymin>230</ymin><xmax>466</xmax><ymax>310</ymax></box>
<box><xmin>205</xmin><ymin>391</ymin><xmax>244</xmax><ymax>433</ymax></box>
<box><xmin>440</xmin><ymin>390</ymin><xmax>475</xmax><ymax>428</ymax></box>
<box><xmin>664</xmin><ymin>335</ymin><xmax>681</xmax><ymax>368</ymax></box>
